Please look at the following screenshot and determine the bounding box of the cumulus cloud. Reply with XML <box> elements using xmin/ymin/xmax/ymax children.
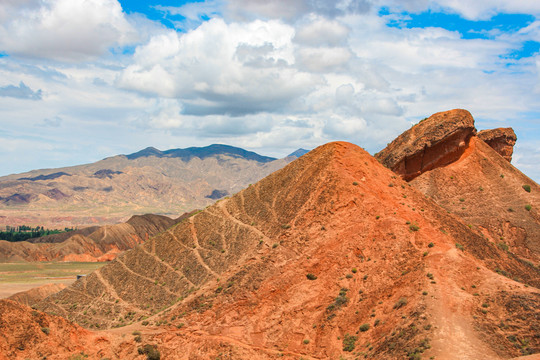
<box><xmin>0</xmin><ymin>0</ymin><xmax>137</xmax><ymax>61</ymax></box>
<box><xmin>0</xmin><ymin>81</ymin><xmax>42</xmax><ymax>100</ymax></box>
<box><xmin>118</xmin><ymin>18</ymin><xmax>321</xmax><ymax>116</ymax></box>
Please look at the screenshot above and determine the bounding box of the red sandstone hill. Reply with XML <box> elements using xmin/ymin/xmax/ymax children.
<box><xmin>377</xmin><ymin>109</ymin><xmax>539</xmax><ymax>265</ymax></box>
<box><xmin>0</xmin><ymin>212</ymin><xmax>194</xmax><ymax>262</ymax></box>
<box><xmin>24</xmin><ymin>140</ymin><xmax>538</xmax><ymax>359</ymax></box>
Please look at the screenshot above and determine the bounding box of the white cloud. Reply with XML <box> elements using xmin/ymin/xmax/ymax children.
<box><xmin>0</xmin><ymin>0</ymin><xmax>137</xmax><ymax>61</ymax></box>
<box><xmin>226</xmin><ymin>0</ymin><xmax>372</xmax><ymax>21</ymax></box>
<box><xmin>118</xmin><ymin>18</ymin><xmax>321</xmax><ymax>116</ymax></box>
<box><xmin>294</xmin><ymin>17</ymin><xmax>350</xmax><ymax>46</ymax></box>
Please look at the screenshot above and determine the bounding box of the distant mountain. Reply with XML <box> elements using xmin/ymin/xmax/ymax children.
<box><xmin>126</xmin><ymin>144</ymin><xmax>277</xmax><ymax>163</ymax></box>
<box><xmin>287</xmin><ymin>148</ymin><xmax>310</xmax><ymax>158</ymax></box>
<box><xmin>0</xmin><ymin>144</ymin><xmax>301</xmax><ymax>227</ymax></box>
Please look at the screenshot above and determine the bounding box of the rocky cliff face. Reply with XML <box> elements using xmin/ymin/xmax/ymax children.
<box><xmin>375</xmin><ymin>109</ymin><xmax>477</xmax><ymax>180</ymax></box>
<box><xmin>478</xmin><ymin>128</ymin><xmax>517</xmax><ymax>162</ymax></box>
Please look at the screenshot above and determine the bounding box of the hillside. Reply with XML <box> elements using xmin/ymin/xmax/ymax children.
<box><xmin>32</xmin><ymin>140</ymin><xmax>539</xmax><ymax>359</ymax></box>
<box><xmin>376</xmin><ymin>109</ymin><xmax>539</xmax><ymax>264</ymax></box>
<box><xmin>0</xmin><ymin>213</ymin><xmax>187</xmax><ymax>262</ymax></box>
<box><xmin>0</xmin><ymin>144</ymin><xmax>301</xmax><ymax>227</ymax></box>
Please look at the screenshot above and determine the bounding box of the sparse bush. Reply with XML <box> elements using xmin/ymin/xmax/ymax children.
<box><xmin>342</xmin><ymin>333</ymin><xmax>357</xmax><ymax>352</ymax></box>
<box><xmin>455</xmin><ymin>243</ymin><xmax>464</xmax><ymax>251</ymax></box>
<box><xmin>409</xmin><ymin>224</ymin><xmax>420</xmax><ymax>231</ymax></box>
<box><xmin>497</xmin><ymin>242</ymin><xmax>509</xmax><ymax>251</ymax></box>
<box><xmin>525</xmin><ymin>204</ymin><xmax>532</xmax><ymax>211</ymax></box>
<box><xmin>138</xmin><ymin>344</ymin><xmax>161</xmax><ymax>360</ymax></box>
<box><xmin>306</xmin><ymin>273</ymin><xmax>317</xmax><ymax>280</ymax></box>
<box><xmin>134</xmin><ymin>335</ymin><xmax>142</xmax><ymax>343</ymax></box>
<box><xmin>41</xmin><ymin>327</ymin><xmax>50</xmax><ymax>335</ymax></box>
<box><xmin>359</xmin><ymin>323</ymin><xmax>370</xmax><ymax>332</ymax></box>
<box><xmin>426</xmin><ymin>273</ymin><xmax>434</xmax><ymax>279</ymax></box>
<box><xmin>272</xmin><ymin>243</ymin><xmax>278</xmax><ymax>248</ymax></box>
<box><xmin>393</xmin><ymin>297</ymin><xmax>408</xmax><ymax>309</ymax></box>
<box><xmin>522</xmin><ymin>184</ymin><xmax>531</xmax><ymax>192</ymax></box>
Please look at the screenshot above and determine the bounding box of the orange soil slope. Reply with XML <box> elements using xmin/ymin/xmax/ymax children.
<box><xmin>7</xmin><ymin>283</ymin><xmax>66</xmax><ymax>307</ymax></box>
<box><xmin>0</xmin><ymin>299</ymin><xmax>128</xmax><ymax>360</ymax></box>
<box><xmin>33</xmin><ymin>142</ymin><xmax>539</xmax><ymax>359</ymax></box>
<box><xmin>412</xmin><ymin>136</ymin><xmax>540</xmax><ymax>263</ymax></box>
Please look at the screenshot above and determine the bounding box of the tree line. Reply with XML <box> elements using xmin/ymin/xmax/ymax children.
<box><xmin>0</xmin><ymin>225</ymin><xmax>75</xmax><ymax>242</ymax></box>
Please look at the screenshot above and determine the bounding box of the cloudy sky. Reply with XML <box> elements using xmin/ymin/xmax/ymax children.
<box><xmin>1</xmin><ymin>0</ymin><xmax>539</xmax><ymax>182</ymax></box>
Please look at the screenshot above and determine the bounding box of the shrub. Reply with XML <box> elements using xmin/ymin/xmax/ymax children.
<box><xmin>352</xmin><ymin>181</ymin><xmax>359</xmax><ymax>186</ymax></box>
<box><xmin>272</xmin><ymin>243</ymin><xmax>278</xmax><ymax>248</ymax></box>
<box><xmin>523</xmin><ymin>185</ymin><xmax>531</xmax><ymax>193</ymax></box>
<box><xmin>342</xmin><ymin>334</ymin><xmax>357</xmax><ymax>352</ymax></box>
<box><xmin>281</xmin><ymin>224</ymin><xmax>291</xmax><ymax>229</ymax></box>
<box><xmin>303</xmin><ymin>339</ymin><xmax>310</xmax><ymax>344</ymax></box>
<box><xmin>409</xmin><ymin>224</ymin><xmax>420</xmax><ymax>231</ymax></box>
<box><xmin>306</xmin><ymin>273</ymin><xmax>317</xmax><ymax>280</ymax></box>
<box><xmin>351</xmin><ymin>268</ymin><xmax>357</xmax><ymax>273</ymax></box>
<box><xmin>525</xmin><ymin>204</ymin><xmax>532</xmax><ymax>211</ymax></box>
<box><xmin>138</xmin><ymin>344</ymin><xmax>161</xmax><ymax>360</ymax></box>
<box><xmin>455</xmin><ymin>243</ymin><xmax>464</xmax><ymax>251</ymax></box>
<box><xmin>393</xmin><ymin>297</ymin><xmax>408</xmax><ymax>309</ymax></box>
<box><xmin>497</xmin><ymin>242</ymin><xmax>509</xmax><ymax>251</ymax></box>
<box><xmin>41</xmin><ymin>327</ymin><xmax>50</xmax><ymax>335</ymax></box>
<box><xmin>428</xmin><ymin>242</ymin><xmax>434</xmax><ymax>248</ymax></box>
<box><xmin>359</xmin><ymin>323</ymin><xmax>370</xmax><ymax>332</ymax></box>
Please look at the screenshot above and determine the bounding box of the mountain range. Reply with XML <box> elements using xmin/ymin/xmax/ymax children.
<box><xmin>0</xmin><ymin>145</ymin><xmax>308</xmax><ymax>228</ymax></box>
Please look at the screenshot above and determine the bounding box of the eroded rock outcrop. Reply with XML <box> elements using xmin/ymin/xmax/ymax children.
<box><xmin>375</xmin><ymin>109</ymin><xmax>476</xmax><ymax>180</ymax></box>
<box><xmin>478</xmin><ymin>127</ymin><xmax>517</xmax><ymax>162</ymax></box>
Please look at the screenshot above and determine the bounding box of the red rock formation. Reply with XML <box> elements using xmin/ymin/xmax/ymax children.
<box><xmin>478</xmin><ymin>127</ymin><xmax>517</xmax><ymax>162</ymax></box>
<box><xmin>376</xmin><ymin>109</ymin><xmax>476</xmax><ymax>180</ymax></box>
<box><xmin>35</xmin><ymin>141</ymin><xmax>539</xmax><ymax>359</ymax></box>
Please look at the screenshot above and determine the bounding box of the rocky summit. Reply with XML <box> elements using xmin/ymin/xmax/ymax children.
<box><xmin>477</xmin><ymin>128</ymin><xmax>517</xmax><ymax>162</ymax></box>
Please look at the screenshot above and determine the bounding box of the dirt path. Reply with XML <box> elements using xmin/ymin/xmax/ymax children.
<box><xmin>425</xmin><ymin>250</ymin><xmax>502</xmax><ymax>360</ymax></box>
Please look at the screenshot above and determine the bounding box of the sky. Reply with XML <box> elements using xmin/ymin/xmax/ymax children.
<box><xmin>0</xmin><ymin>0</ymin><xmax>539</xmax><ymax>182</ymax></box>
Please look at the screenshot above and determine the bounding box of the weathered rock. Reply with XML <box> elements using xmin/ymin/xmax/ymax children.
<box><xmin>376</xmin><ymin>109</ymin><xmax>476</xmax><ymax>180</ymax></box>
<box><xmin>478</xmin><ymin>127</ymin><xmax>516</xmax><ymax>162</ymax></box>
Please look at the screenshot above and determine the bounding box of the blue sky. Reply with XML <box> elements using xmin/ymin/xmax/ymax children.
<box><xmin>0</xmin><ymin>0</ymin><xmax>539</xmax><ymax>182</ymax></box>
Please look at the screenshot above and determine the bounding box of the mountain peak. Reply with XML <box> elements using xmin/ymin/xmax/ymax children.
<box><xmin>287</xmin><ymin>148</ymin><xmax>310</xmax><ymax>158</ymax></box>
<box><xmin>126</xmin><ymin>144</ymin><xmax>277</xmax><ymax>163</ymax></box>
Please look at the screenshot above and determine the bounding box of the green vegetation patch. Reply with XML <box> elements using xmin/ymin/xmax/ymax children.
<box><xmin>342</xmin><ymin>333</ymin><xmax>358</xmax><ymax>352</ymax></box>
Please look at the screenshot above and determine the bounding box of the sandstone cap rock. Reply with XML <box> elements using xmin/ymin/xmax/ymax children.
<box><xmin>376</xmin><ymin>109</ymin><xmax>476</xmax><ymax>180</ymax></box>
